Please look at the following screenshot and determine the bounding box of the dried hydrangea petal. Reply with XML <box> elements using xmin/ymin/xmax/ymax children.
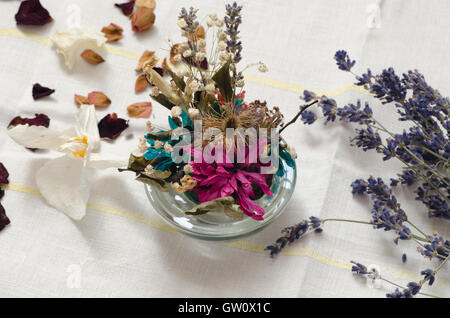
<box><xmin>8</xmin><ymin>113</ymin><xmax>50</xmax><ymax>129</ymax></box>
<box><xmin>136</xmin><ymin>50</ymin><xmax>156</xmax><ymax>72</ymax></box>
<box><xmin>131</xmin><ymin>7</ymin><xmax>155</xmax><ymax>33</ymax></box>
<box><xmin>74</xmin><ymin>94</ymin><xmax>90</xmax><ymax>106</ymax></box>
<box><xmin>15</xmin><ymin>0</ymin><xmax>53</xmax><ymax>26</ymax></box>
<box><xmin>101</xmin><ymin>23</ymin><xmax>123</xmax><ymax>42</ymax></box>
<box><xmin>98</xmin><ymin>113</ymin><xmax>129</xmax><ymax>140</ymax></box>
<box><xmin>32</xmin><ymin>83</ymin><xmax>55</xmax><ymax>100</ymax></box>
<box><xmin>136</xmin><ymin>0</ymin><xmax>156</xmax><ymax>9</ymax></box>
<box><xmin>135</xmin><ymin>74</ymin><xmax>148</xmax><ymax>93</ymax></box>
<box><xmin>127</xmin><ymin>102</ymin><xmax>152</xmax><ymax>118</ymax></box>
<box><xmin>115</xmin><ymin>0</ymin><xmax>135</xmax><ymax>16</ymax></box>
<box><xmin>0</xmin><ymin>163</ymin><xmax>9</xmax><ymax>185</ymax></box>
<box><xmin>0</xmin><ymin>203</ymin><xmax>10</xmax><ymax>231</ymax></box>
<box><xmin>81</xmin><ymin>49</ymin><xmax>105</xmax><ymax>64</ymax></box>
<box><xmin>87</xmin><ymin>91</ymin><xmax>111</xmax><ymax>107</ymax></box>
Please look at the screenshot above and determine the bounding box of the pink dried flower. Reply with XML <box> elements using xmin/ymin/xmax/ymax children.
<box><xmin>188</xmin><ymin>144</ymin><xmax>273</xmax><ymax>221</ymax></box>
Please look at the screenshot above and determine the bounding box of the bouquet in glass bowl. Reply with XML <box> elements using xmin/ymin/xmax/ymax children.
<box><xmin>121</xmin><ymin>3</ymin><xmax>310</xmax><ymax>232</ymax></box>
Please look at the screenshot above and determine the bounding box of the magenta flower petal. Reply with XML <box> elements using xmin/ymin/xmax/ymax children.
<box><xmin>15</xmin><ymin>0</ymin><xmax>53</xmax><ymax>26</ymax></box>
<box><xmin>0</xmin><ymin>163</ymin><xmax>9</xmax><ymax>185</ymax></box>
<box><xmin>98</xmin><ymin>113</ymin><xmax>129</xmax><ymax>140</ymax></box>
<box><xmin>114</xmin><ymin>0</ymin><xmax>135</xmax><ymax>16</ymax></box>
<box><xmin>32</xmin><ymin>83</ymin><xmax>55</xmax><ymax>100</ymax></box>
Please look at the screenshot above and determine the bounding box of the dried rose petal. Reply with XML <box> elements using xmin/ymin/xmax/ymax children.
<box><xmin>170</xmin><ymin>44</ymin><xmax>181</xmax><ymax>65</ymax></box>
<box><xmin>81</xmin><ymin>49</ymin><xmax>105</xmax><ymax>65</ymax></box>
<box><xmin>131</xmin><ymin>7</ymin><xmax>155</xmax><ymax>33</ymax></box>
<box><xmin>8</xmin><ymin>113</ymin><xmax>50</xmax><ymax>129</ymax></box>
<box><xmin>15</xmin><ymin>0</ymin><xmax>53</xmax><ymax>26</ymax></box>
<box><xmin>0</xmin><ymin>203</ymin><xmax>10</xmax><ymax>231</ymax></box>
<box><xmin>101</xmin><ymin>23</ymin><xmax>123</xmax><ymax>42</ymax></box>
<box><xmin>87</xmin><ymin>91</ymin><xmax>111</xmax><ymax>107</ymax></box>
<box><xmin>136</xmin><ymin>0</ymin><xmax>156</xmax><ymax>9</ymax></box>
<box><xmin>135</xmin><ymin>75</ymin><xmax>148</xmax><ymax>93</ymax></box>
<box><xmin>74</xmin><ymin>94</ymin><xmax>90</xmax><ymax>106</ymax></box>
<box><xmin>195</xmin><ymin>26</ymin><xmax>205</xmax><ymax>39</ymax></box>
<box><xmin>135</xmin><ymin>50</ymin><xmax>156</xmax><ymax>72</ymax></box>
<box><xmin>115</xmin><ymin>0</ymin><xmax>135</xmax><ymax>16</ymax></box>
<box><xmin>32</xmin><ymin>83</ymin><xmax>55</xmax><ymax>100</ymax></box>
<box><xmin>0</xmin><ymin>189</ymin><xmax>4</xmax><ymax>200</ymax></box>
<box><xmin>127</xmin><ymin>102</ymin><xmax>152</xmax><ymax>118</ymax></box>
<box><xmin>98</xmin><ymin>113</ymin><xmax>129</xmax><ymax>140</ymax></box>
<box><xmin>0</xmin><ymin>163</ymin><xmax>9</xmax><ymax>185</ymax></box>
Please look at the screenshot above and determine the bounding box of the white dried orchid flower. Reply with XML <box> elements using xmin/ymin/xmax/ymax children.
<box><xmin>50</xmin><ymin>28</ymin><xmax>106</xmax><ymax>70</ymax></box>
<box><xmin>7</xmin><ymin>105</ymin><xmax>127</xmax><ymax>220</ymax></box>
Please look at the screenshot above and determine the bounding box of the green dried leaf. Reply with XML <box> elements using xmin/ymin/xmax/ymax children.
<box><xmin>185</xmin><ymin>196</ymin><xmax>244</xmax><ymax>220</ymax></box>
<box><xmin>128</xmin><ymin>153</ymin><xmax>151</xmax><ymax>172</ymax></box>
<box><xmin>145</xmin><ymin>169</ymin><xmax>171</xmax><ymax>180</ymax></box>
<box><xmin>136</xmin><ymin>174</ymin><xmax>170</xmax><ymax>192</ymax></box>
<box><xmin>146</xmin><ymin>130</ymin><xmax>173</xmax><ymax>140</ymax></box>
<box><xmin>151</xmin><ymin>93</ymin><xmax>175</xmax><ymax>110</ymax></box>
<box><xmin>163</xmin><ymin>66</ymin><xmax>186</xmax><ymax>91</ymax></box>
<box><xmin>212</xmin><ymin>59</ymin><xmax>232</xmax><ymax>102</ymax></box>
<box><xmin>223</xmin><ymin>204</ymin><xmax>244</xmax><ymax>221</ymax></box>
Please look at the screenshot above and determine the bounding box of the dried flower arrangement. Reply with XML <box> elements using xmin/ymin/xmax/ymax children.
<box><xmin>266</xmin><ymin>51</ymin><xmax>449</xmax><ymax>298</ymax></box>
<box><xmin>120</xmin><ymin>3</ymin><xmax>307</xmax><ymax>221</ymax></box>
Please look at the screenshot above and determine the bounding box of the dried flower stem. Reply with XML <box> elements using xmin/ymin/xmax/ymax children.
<box><xmin>279</xmin><ymin>100</ymin><xmax>318</xmax><ymax>135</ymax></box>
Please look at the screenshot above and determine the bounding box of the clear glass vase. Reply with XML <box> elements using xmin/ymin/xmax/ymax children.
<box><xmin>145</xmin><ymin>162</ymin><xmax>297</xmax><ymax>241</ymax></box>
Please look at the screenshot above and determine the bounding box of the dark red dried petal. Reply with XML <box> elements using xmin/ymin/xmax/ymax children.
<box><xmin>115</xmin><ymin>0</ymin><xmax>135</xmax><ymax>16</ymax></box>
<box><xmin>183</xmin><ymin>56</ymin><xmax>208</xmax><ymax>70</ymax></box>
<box><xmin>0</xmin><ymin>163</ymin><xmax>9</xmax><ymax>185</ymax></box>
<box><xmin>15</xmin><ymin>0</ymin><xmax>53</xmax><ymax>26</ymax></box>
<box><xmin>0</xmin><ymin>189</ymin><xmax>4</xmax><ymax>200</ymax></box>
<box><xmin>0</xmin><ymin>203</ymin><xmax>10</xmax><ymax>231</ymax></box>
<box><xmin>32</xmin><ymin>83</ymin><xmax>55</xmax><ymax>100</ymax></box>
<box><xmin>98</xmin><ymin>113</ymin><xmax>129</xmax><ymax>140</ymax></box>
<box><xmin>8</xmin><ymin>113</ymin><xmax>50</xmax><ymax>129</ymax></box>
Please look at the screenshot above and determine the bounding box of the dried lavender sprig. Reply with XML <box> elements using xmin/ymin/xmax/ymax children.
<box><xmin>224</xmin><ymin>2</ymin><xmax>243</xmax><ymax>64</ymax></box>
<box><xmin>178</xmin><ymin>7</ymin><xmax>200</xmax><ymax>34</ymax></box>
<box><xmin>301</xmin><ymin>51</ymin><xmax>450</xmax><ymax>219</ymax></box>
<box><xmin>265</xmin><ymin>217</ymin><xmax>376</xmax><ymax>258</ymax></box>
<box><xmin>265</xmin><ymin>216</ymin><xmax>324</xmax><ymax>258</ymax></box>
<box><xmin>351</xmin><ymin>261</ymin><xmax>441</xmax><ymax>298</ymax></box>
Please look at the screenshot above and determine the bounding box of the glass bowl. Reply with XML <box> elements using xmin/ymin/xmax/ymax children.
<box><xmin>145</xmin><ymin>162</ymin><xmax>297</xmax><ymax>241</ymax></box>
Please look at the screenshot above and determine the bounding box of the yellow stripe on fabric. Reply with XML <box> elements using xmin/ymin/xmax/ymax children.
<box><xmin>0</xmin><ymin>27</ymin><xmax>363</xmax><ymax>97</ymax></box>
<box><xmin>6</xmin><ymin>180</ymin><xmax>450</xmax><ymax>293</ymax></box>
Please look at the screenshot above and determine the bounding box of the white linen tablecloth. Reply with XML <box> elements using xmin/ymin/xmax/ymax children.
<box><xmin>0</xmin><ymin>0</ymin><xmax>449</xmax><ymax>297</ymax></box>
